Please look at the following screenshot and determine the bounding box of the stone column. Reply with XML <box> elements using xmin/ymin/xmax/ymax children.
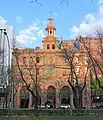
<box><xmin>28</xmin><ymin>92</ymin><xmax>32</xmax><ymax>108</ymax></box>
<box><xmin>70</xmin><ymin>90</ymin><xmax>75</xmax><ymax>109</ymax></box>
<box><xmin>41</xmin><ymin>89</ymin><xmax>47</xmax><ymax>106</ymax></box>
<box><xmin>56</xmin><ymin>89</ymin><xmax>60</xmax><ymax>108</ymax></box>
<box><xmin>16</xmin><ymin>89</ymin><xmax>20</xmax><ymax>108</ymax></box>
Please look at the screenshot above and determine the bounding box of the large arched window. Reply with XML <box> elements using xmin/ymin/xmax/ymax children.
<box><xmin>23</xmin><ymin>57</ymin><xmax>26</xmax><ymax>63</ymax></box>
<box><xmin>52</xmin><ymin>44</ymin><xmax>55</xmax><ymax>49</ymax></box>
<box><xmin>60</xmin><ymin>86</ymin><xmax>70</xmax><ymax>105</ymax></box>
<box><xmin>47</xmin><ymin>44</ymin><xmax>50</xmax><ymax>49</ymax></box>
<box><xmin>47</xmin><ymin>86</ymin><xmax>56</xmax><ymax>108</ymax></box>
<box><xmin>23</xmin><ymin>68</ymin><xmax>26</xmax><ymax>75</ymax></box>
<box><xmin>30</xmin><ymin>68</ymin><xmax>34</xmax><ymax>75</ymax></box>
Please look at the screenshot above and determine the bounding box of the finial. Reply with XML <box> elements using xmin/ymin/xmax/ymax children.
<box><xmin>48</xmin><ymin>12</ymin><xmax>52</xmax><ymax>20</ymax></box>
<box><xmin>48</xmin><ymin>16</ymin><xmax>53</xmax><ymax>21</ymax></box>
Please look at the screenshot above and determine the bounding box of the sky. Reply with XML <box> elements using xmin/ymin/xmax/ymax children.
<box><xmin>0</xmin><ymin>0</ymin><xmax>103</xmax><ymax>48</ymax></box>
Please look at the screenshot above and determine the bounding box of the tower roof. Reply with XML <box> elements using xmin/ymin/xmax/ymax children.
<box><xmin>45</xmin><ymin>17</ymin><xmax>56</xmax><ymax>30</ymax></box>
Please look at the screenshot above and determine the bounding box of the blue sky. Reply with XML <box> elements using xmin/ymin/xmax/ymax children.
<box><xmin>0</xmin><ymin>0</ymin><xmax>103</xmax><ymax>48</ymax></box>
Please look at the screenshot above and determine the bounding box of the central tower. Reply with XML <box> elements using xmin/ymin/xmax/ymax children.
<box><xmin>42</xmin><ymin>17</ymin><xmax>59</xmax><ymax>50</ymax></box>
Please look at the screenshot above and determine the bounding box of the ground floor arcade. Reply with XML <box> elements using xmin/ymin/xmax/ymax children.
<box><xmin>15</xmin><ymin>84</ymin><xmax>91</xmax><ymax>109</ymax></box>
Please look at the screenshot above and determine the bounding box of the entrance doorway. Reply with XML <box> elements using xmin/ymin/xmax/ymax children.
<box><xmin>47</xmin><ymin>86</ymin><xmax>56</xmax><ymax>108</ymax></box>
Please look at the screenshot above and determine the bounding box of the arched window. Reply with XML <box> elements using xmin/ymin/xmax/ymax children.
<box><xmin>30</xmin><ymin>68</ymin><xmax>34</xmax><ymax>75</ymax></box>
<box><xmin>29</xmin><ymin>57</ymin><xmax>33</xmax><ymax>64</ymax></box>
<box><xmin>23</xmin><ymin>68</ymin><xmax>26</xmax><ymax>75</ymax></box>
<box><xmin>36</xmin><ymin>57</ymin><xmax>40</xmax><ymax>63</ymax></box>
<box><xmin>23</xmin><ymin>57</ymin><xmax>26</xmax><ymax>63</ymax></box>
<box><xmin>47</xmin><ymin>44</ymin><xmax>50</xmax><ymax>49</ymax></box>
<box><xmin>47</xmin><ymin>86</ymin><xmax>56</xmax><ymax>108</ymax></box>
<box><xmin>52</xmin><ymin>44</ymin><xmax>55</xmax><ymax>49</ymax></box>
<box><xmin>50</xmin><ymin>30</ymin><xmax>52</xmax><ymax>35</ymax></box>
<box><xmin>60</xmin><ymin>86</ymin><xmax>70</xmax><ymax>105</ymax></box>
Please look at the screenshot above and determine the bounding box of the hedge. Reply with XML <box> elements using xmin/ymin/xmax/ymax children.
<box><xmin>0</xmin><ymin>108</ymin><xmax>103</xmax><ymax>116</ymax></box>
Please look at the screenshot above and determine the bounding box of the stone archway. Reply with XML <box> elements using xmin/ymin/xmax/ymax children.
<box><xmin>47</xmin><ymin>86</ymin><xmax>56</xmax><ymax>108</ymax></box>
<box><xmin>20</xmin><ymin>86</ymin><xmax>29</xmax><ymax>108</ymax></box>
<box><xmin>60</xmin><ymin>86</ymin><xmax>71</xmax><ymax>105</ymax></box>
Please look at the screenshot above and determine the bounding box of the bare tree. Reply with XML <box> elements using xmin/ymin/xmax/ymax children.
<box><xmin>78</xmin><ymin>33</ymin><xmax>103</xmax><ymax>90</ymax></box>
<box><xmin>12</xmin><ymin>47</ymin><xmax>42</xmax><ymax>117</ymax></box>
<box><xmin>58</xmin><ymin>40</ymin><xmax>90</xmax><ymax>109</ymax></box>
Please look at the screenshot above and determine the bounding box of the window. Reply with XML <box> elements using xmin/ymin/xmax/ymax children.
<box><xmin>23</xmin><ymin>57</ymin><xmax>26</xmax><ymax>63</ymax></box>
<box><xmin>45</xmin><ymin>66</ymin><xmax>56</xmax><ymax>75</ymax></box>
<box><xmin>47</xmin><ymin>44</ymin><xmax>50</xmax><ymax>49</ymax></box>
<box><xmin>62</xmin><ymin>68</ymin><xmax>66</xmax><ymax>76</ymax></box>
<box><xmin>76</xmin><ymin>67</ymin><xmax>79</xmax><ymax>76</ymax></box>
<box><xmin>101</xmin><ymin>49</ymin><xmax>103</xmax><ymax>54</ymax></box>
<box><xmin>23</xmin><ymin>68</ymin><xmax>26</xmax><ymax>75</ymax></box>
<box><xmin>36</xmin><ymin>57</ymin><xmax>40</xmax><ymax>63</ymax></box>
<box><xmin>50</xmin><ymin>30</ymin><xmax>52</xmax><ymax>34</ymax></box>
<box><xmin>29</xmin><ymin>57</ymin><xmax>33</xmax><ymax>64</ymax></box>
<box><xmin>30</xmin><ymin>68</ymin><xmax>34</xmax><ymax>75</ymax></box>
<box><xmin>52</xmin><ymin>44</ymin><xmax>55</xmax><ymax>49</ymax></box>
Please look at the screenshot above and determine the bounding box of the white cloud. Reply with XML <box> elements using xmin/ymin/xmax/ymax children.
<box><xmin>16</xmin><ymin>16</ymin><xmax>23</xmax><ymax>24</ymax></box>
<box><xmin>99</xmin><ymin>0</ymin><xmax>103</xmax><ymax>5</ymax></box>
<box><xmin>71</xmin><ymin>0</ymin><xmax>103</xmax><ymax>38</ymax></box>
<box><xmin>16</xmin><ymin>21</ymin><xmax>45</xmax><ymax>45</ymax></box>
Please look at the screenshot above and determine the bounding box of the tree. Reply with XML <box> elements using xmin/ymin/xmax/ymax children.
<box><xmin>58</xmin><ymin>40</ymin><xmax>90</xmax><ymax>109</ymax></box>
<box><xmin>78</xmin><ymin>32</ymin><xmax>103</xmax><ymax>90</ymax></box>
<box><xmin>12</xmin><ymin>47</ymin><xmax>42</xmax><ymax>117</ymax></box>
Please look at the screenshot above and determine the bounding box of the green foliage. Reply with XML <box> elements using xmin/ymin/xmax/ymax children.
<box><xmin>90</xmin><ymin>70</ymin><xmax>103</xmax><ymax>96</ymax></box>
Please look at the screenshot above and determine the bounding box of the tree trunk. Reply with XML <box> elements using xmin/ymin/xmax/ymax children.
<box><xmin>70</xmin><ymin>90</ymin><xmax>75</xmax><ymax>109</ymax></box>
<box><xmin>78</xmin><ymin>90</ymin><xmax>83</xmax><ymax>109</ymax></box>
<box><xmin>34</xmin><ymin>96</ymin><xmax>39</xmax><ymax>117</ymax></box>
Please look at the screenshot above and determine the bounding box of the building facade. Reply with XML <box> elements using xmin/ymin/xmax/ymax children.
<box><xmin>13</xmin><ymin>17</ymin><xmax>90</xmax><ymax>108</ymax></box>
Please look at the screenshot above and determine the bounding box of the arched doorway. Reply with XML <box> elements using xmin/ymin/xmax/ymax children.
<box><xmin>32</xmin><ymin>86</ymin><xmax>41</xmax><ymax>107</ymax></box>
<box><xmin>20</xmin><ymin>86</ymin><xmax>29</xmax><ymax>108</ymax></box>
<box><xmin>47</xmin><ymin>86</ymin><xmax>56</xmax><ymax>108</ymax></box>
<box><xmin>60</xmin><ymin>86</ymin><xmax>70</xmax><ymax>105</ymax></box>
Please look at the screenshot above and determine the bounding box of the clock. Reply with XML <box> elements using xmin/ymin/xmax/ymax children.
<box><xmin>49</xmin><ymin>57</ymin><xmax>53</xmax><ymax>63</ymax></box>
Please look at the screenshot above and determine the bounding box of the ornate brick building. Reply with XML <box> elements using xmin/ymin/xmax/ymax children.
<box><xmin>12</xmin><ymin>17</ymin><xmax>91</xmax><ymax>108</ymax></box>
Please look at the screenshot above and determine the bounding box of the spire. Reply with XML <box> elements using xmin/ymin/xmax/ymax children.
<box><xmin>45</xmin><ymin>17</ymin><xmax>56</xmax><ymax>37</ymax></box>
<box><xmin>45</xmin><ymin>16</ymin><xmax>56</xmax><ymax>31</ymax></box>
